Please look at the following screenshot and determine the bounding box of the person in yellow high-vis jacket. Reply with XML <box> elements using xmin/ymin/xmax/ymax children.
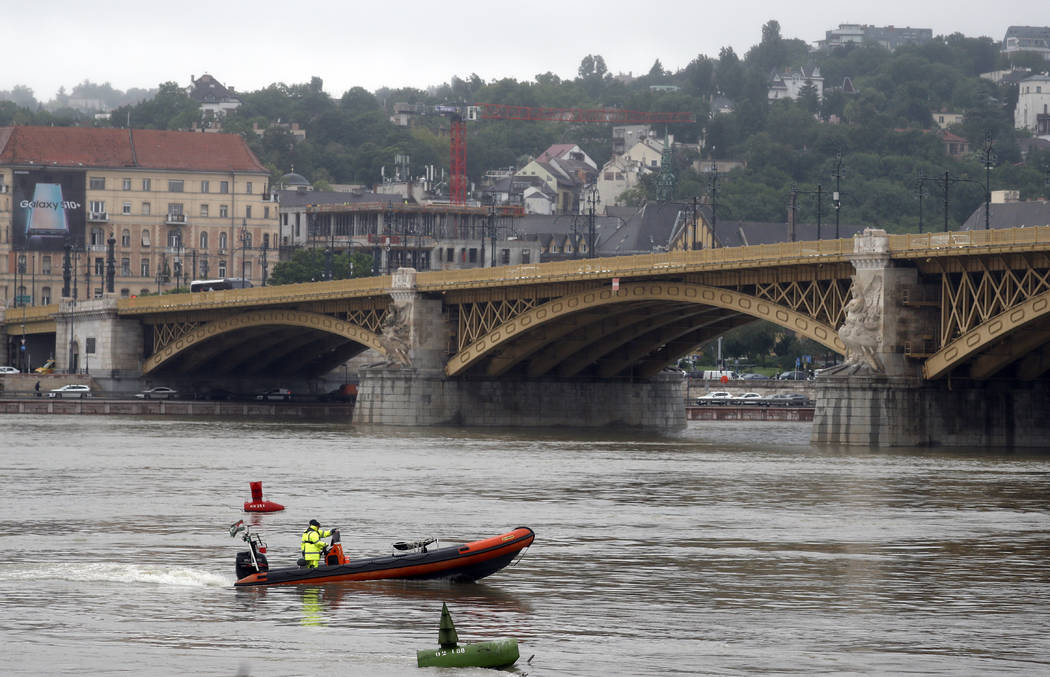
<box><xmin>301</xmin><ymin>519</ymin><xmax>336</xmax><ymax>568</ymax></box>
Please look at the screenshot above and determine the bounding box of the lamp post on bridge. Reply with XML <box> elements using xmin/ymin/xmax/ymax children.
<box><xmin>917</xmin><ymin>170</ymin><xmax>984</xmax><ymax>232</ymax></box>
<box><xmin>790</xmin><ymin>184</ymin><xmax>825</xmax><ymax>241</ymax></box>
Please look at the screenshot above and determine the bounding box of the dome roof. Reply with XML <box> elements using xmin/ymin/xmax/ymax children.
<box><xmin>279</xmin><ymin>171</ymin><xmax>310</xmax><ymax>186</ymax></box>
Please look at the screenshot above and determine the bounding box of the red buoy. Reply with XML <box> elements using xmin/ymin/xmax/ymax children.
<box><xmin>244</xmin><ymin>481</ymin><xmax>285</xmax><ymax>512</ymax></box>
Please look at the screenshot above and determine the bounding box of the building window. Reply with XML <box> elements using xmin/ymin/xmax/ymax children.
<box><xmin>201</xmin><ymin>180</ymin><xmax>210</xmax><ymax>193</ymax></box>
<box><xmin>242</xmin><ymin>232</ymin><xmax>252</xmax><ymax>248</ymax></box>
<box><xmin>122</xmin><ymin>178</ymin><xmax>132</xmax><ymax>190</ymax></box>
<box><xmin>218</xmin><ymin>261</ymin><xmax>227</xmax><ymax>277</ymax></box>
<box><xmin>220</xmin><ymin>181</ymin><xmax>229</xmax><ymax>194</ymax></box>
<box><xmin>242</xmin><ymin>262</ymin><xmax>251</xmax><ymax>279</ymax></box>
<box><xmin>121</xmin><ymin>288</ymin><xmax>130</xmax><ymax>297</ymax></box>
<box><xmin>200</xmin><ymin>204</ymin><xmax>209</xmax><ymax>217</ymax></box>
<box><xmin>89</xmin><ymin>177</ymin><xmax>105</xmax><ymax>190</ymax></box>
<box><xmin>142</xmin><ymin>178</ymin><xmax>151</xmax><ymax>191</ymax></box>
<box><xmin>95</xmin><ymin>257</ymin><xmax>104</xmax><ymax>275</ymax></box>
<box><xmin>521</xmin><ymin>249</ymin><xmax>531</xmax><ymax>264</ymax></box>
<box><xmin>41</xmin><ymin>286</ymin><xmax>51</xmax><ymax>304</ymax></box>
<box><xmin>89</xmin><ymin>200</ymin><xmax>105</xmax><ymax>216</ymax></box>
<box><xmin>142</xmin><ymin>202</ymin><xmax>151</xmax><ymax>216</ymax></box>
<box><xmin>168</xmin><ymin>203</ymin><xmax>184</xmax><ymax>219</ymax></box>
<box><xmin>121</xmin><ymin>258</ymin><xmax>130</xmax><ymax>276</ymax></box>
<box><xmin>219</xmin><ymin>204</ymin><xmax>228</xmax><ymax>218</ymax></box>
<box><xmin>200</xmin><ymin>232</ymin><xmax>208</xmax><ymax>249</ymax></box>
<box><xmin>140</xmin><ymin>288</ymin><xmax>150</xmax><ymax>296</ymax></box>
<box><xmin>141</xmin><ymin>230</ymin><xmax>151</xmax><ymax>247</ymax></box>
<box><xmin>219</xmin><ymin>232</ymin><xmax>228</xmax><ymax>250</ymax></box>
<box><xmin>141</xmin><ymin>259</ymin><xmax>150</xmax><ymax>277</ymax></box>
<box><xmin>121</xmin><ymin>229</ymin><xmax>131</xmax><ymax>247</ymax></box>
<box><xmin>122</xmin><ymin>201</ymin><xmax>132</xmax><ymax>215</ymax></box>
<box><xmin>86</xmin><ymin>337</ymin><xmax>96</xmax><ymax>354</ymax></box>
<box><xmin>91</xmin><ymin>228</ymin><xmax>105</xmax><ymax>246</ymax></box>
<box><xmin>468</xmin><ymin>248</ymin><xmax>478</xmax><ymax>263</ymax></box>
<box><xmin>264</xmin><ymin>206</ymin><xmax>270</xmax><ymax>218</ymax></box>
<box><xmin>41</xmin><ymin>256</ymin><xmax>52</xmax><ymax>274</ymax></box>
<box><xmin>168</xmin><ymin>230</ymin><xmax>182</xmax><ymax>248</ymax></box>
<box><xmin>246</xmin><ymin>181</ymin><xmax>253</xmax><ymax>194</ymax></box>
<box><xmin>245</xmin><ymin>205</ymin><xmax>252</xmax><ymax>219</ymax></box>
<box><xmin>168</xmin><ymin>180</ymin><xmax>184</xmax><ymax>193</ymax></box>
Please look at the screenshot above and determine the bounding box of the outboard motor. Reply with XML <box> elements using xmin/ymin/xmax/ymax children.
<box><xmin>230</xmin><ymin>520</ymin><xmax>270</xmax><ymax>580</ymax></box>
<box><xmin>236</xmin><ymin>549</ymin><xmax>269</xmax><ymax>580</ymax></box>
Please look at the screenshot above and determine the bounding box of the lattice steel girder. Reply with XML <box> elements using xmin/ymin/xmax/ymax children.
<box><xmin>938</xmin><ymin>259</ymin><xmax>1050</xmax><ymax>345</ymax></box>
<box><xmin>557</xmin><ymin>307</ymin><xmax>725</xmax><ymax>379</ymax></box>
<box><xmin>446</xmin><ymin>282</ymin><xmax>845</xmax><ymax>377</ymax></box>
<box><xmin>144</xmin><ymin>309</ymin><xmax>389</xmax><ymax>375</ymax></box>
<box><xmin>924</xmin><ymin>288</ymin><xmax>1050</xmax><ymax>380</ymax></box>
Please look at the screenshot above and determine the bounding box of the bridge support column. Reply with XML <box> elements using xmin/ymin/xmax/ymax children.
<box><xmin>353</xmin><ymin>268</ymin><xmax>685</xmax><ymax>429</ymax></box>
<box><xmin>354</xmin><ymin>370</ymin><xmax>686</xmax><ymax>429</ymax></box>
<box><xmin>813</xmin><ymin>375</ymin><xmax>1050</xmax><ymax>448</ymax></box>
<box><xmin>55</xmin><ymin>298</ymin><xmax>143</xmax><ymax>382</ymax></box>
<box><xmin>813</xmin><ymin>228</ymin><xmax>944</xmax><ymax>446</ymax></box>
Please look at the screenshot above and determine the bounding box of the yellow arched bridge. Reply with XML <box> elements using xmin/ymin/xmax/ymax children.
<box><xmin>6</xmin><ymin>226</ymin><xmax>1050</xmax><ymax>383</ymax></box>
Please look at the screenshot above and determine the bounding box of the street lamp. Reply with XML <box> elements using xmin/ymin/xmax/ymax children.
<box><xmin>832</xmin><ymin>152</ymin><xmax>845</xmax><ymax>239</ymax></box>
<box><xmin>981</xmin><ymin>132</ymin><xmax>996</xmax><ymax>230</ymax></box>
<box><xmin>585</xmin><ymin>186</ymin><xmax>599</xmax><ymax>258</ymax></box>
<box><xmin>240</xmin><ymin>219</ymin><xmax>249</xmax><ymax>282</ymax></box>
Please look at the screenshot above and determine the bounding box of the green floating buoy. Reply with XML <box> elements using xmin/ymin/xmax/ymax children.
<box><xmin>416</xmin><ymin>602</ymin><xmax>519</xmax><ymax>669</ymax></box>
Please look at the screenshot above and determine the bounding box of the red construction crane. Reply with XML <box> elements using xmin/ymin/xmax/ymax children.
<box><xmin>442</xmin><ymin>104</ymin><xmax>695</xmax><ymax>204</ymax></box>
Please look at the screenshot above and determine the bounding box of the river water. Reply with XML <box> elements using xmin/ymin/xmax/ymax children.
<box><xmin>1</xmin><ymin>415</ymin><xmax>1048</xmax><ymax>676</ymax></box>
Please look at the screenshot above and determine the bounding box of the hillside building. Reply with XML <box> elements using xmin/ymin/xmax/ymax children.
<box><xmin>1014</xmin><ymin>74</ymin><xmax>1050</xmax><ymax>136</ymax></box>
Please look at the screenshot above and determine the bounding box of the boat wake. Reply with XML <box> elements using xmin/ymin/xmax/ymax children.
<box><xmin>0</xmin><ymin>562</ymin><xmax>230</xmax><ymax>587</ymax></box>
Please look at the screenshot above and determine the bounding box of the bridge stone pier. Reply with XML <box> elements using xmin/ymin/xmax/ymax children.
<box><xmin>812</xmin><ymin>229</ymin><xmax>1050</xmax><ymax>447</ymax></box>
<box><xmin>351</xmin><ymin>268</ymin><xmax>686</xmax><ymax>428</ymax></box>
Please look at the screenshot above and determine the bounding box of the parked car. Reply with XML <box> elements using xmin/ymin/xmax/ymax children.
<box><xmin>740</xmin><ymin>372</ymin><xmax>768</xmax><ymax>380</ymax></box>
<box><xmin>256</xmin><ymin>388</ymin><xmax>293</xmax><ymax>401</ymax></box>
<box><xmin>48</xmin><ymin>384</ymin><xmax>91</xmax><ymax>398</ymax></box>
<box><xmin>777</xmin><ymin>370</ymin><xmax>811</xmax><ymax>381</ymax></box>
<box><xmin>733</xmin><ymin>392</ymin><xmax>766</xmax><ymax>405</ymax></box>
<box><xmin>0</xmin><ymin>365</ymin><xmax>19</xmax><ymax>374</ymax></box>
<box><xmin>767</xmin><ymin>393</ymin><xmax>812</xmax><ymax>407</ymax></box>
<box><xmin>135</xmin><ymin>386</ymin><xmax>179</xmax><ymax>400</ymax></box>
<box><xmin>696</xmin><ymin>391</ymin><xmax>733</xmax><ymax>405</ymax></box>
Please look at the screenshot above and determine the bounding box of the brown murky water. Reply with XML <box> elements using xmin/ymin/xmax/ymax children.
<box><xmin>1</xmin><ymin>416</ymin><xmax>1048</xmax><ymax>675</ymax></box>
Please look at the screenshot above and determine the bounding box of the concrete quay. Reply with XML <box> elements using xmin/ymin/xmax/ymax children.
<box><xmin>0</xmin><ymin>396</ymin><xmax>353</xmax><ymax>418</ymax></box>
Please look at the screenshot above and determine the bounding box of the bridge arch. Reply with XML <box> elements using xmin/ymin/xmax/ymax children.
<box><xmin>924</xmin><ymin>288</ymin><xmax>1050</xmax><ymax>380</ymax></box>
<box><xmin>143</xmin><ymin>309</ymin><xmax>389</xmax><ymax>375</ymax></box>
<box><xmin>446</xmin><ymin>282</ymin><xmax>846</xmax><ymax>377</ymax></box>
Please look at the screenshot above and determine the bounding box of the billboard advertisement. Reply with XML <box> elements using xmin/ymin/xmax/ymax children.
<box><xmin>11</xmin><ymin>169</ymin><xmax>86</xmax><ymax>252</ymax></box>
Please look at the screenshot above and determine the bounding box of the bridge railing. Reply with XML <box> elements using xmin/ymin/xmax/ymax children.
<box><xmin>889</xmin><ymin>225</ymin><xmax>1050</xmax><ymax>255</ymax></box>
<box><xmin>415</xmin><ymin>239</ymin><xmax>855</xmax><ymax>289</ymax></box>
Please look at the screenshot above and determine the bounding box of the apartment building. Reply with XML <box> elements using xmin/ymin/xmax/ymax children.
<box><xmin>0</xmin><ymin>126</ymin><xmax>276</xmax><ymax>307</ymax></box>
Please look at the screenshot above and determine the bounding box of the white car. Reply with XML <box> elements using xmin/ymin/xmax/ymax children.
<box><xmin>256</xmin><ymin>388</ymin><xmax>293</xmax><ymax>401</ymax></box>
<box><xmin>733</xmin><ymin>392</ymin><xmax>766</xmax><ymax>405</ymax></box>
<box><xmin>135</xmin><ymin>386</ymin><xmax>179</xmax><ymax>400</ymax></box>
<box><xmin>696</xmin><ymin>391</ymin><xmax>733</xmax><ymax>405</ymax></box>
<box><xmin>0</xmin><ymin>366</ymin><xmax>19</xmax><ymax>374</ymax></box>
<box><xmin>48</xmin><ymin>384</ymin><xmax>92</xmax><ymax>398</ymax></box>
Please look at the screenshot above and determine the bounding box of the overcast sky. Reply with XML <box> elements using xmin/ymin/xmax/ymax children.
<box><xmin>2</xmin><ymin>1</ymin><xmax>1046</xmax><ymax>102</ymax></box>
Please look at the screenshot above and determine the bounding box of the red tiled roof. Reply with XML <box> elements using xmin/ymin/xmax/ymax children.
<box><xmin>0</xmin><ymin>125</ymin><xmax>267</xmax><ymax>173</ymax></box>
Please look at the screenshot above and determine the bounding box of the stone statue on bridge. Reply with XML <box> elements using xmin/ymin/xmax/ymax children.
<box><xmin>838</xmin><ymin>275</ymin><xmax>884</xmax><ymax>373</ymax></box>
<box><xmin>378</xmin><ymin>303</ymin><xmax>412</xmax><ymax>367</ymax></box>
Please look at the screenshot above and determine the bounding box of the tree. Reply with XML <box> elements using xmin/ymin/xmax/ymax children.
<box><xmin>268</xmin><ymin>248</ymin><xmax>374</xmax><ymax>285</ymax></box>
